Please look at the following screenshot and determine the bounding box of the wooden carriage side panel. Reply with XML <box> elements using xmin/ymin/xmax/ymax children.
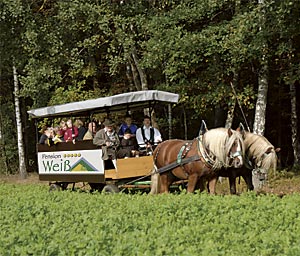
<box><xmin>105</xmin><ymin>156</ymin><xmax>153</xmax><ymax>180</ymax></box>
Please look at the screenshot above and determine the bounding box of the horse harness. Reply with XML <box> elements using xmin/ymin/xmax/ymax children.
<box><xmin>153</xmin><ymin>137</ymin><xmax>215</xmax><ymax>176</ymax></box>
<box><xmin>245</xmin><ymin>149</ymin><xmax>272</xmax><ymax>181</ymax></box>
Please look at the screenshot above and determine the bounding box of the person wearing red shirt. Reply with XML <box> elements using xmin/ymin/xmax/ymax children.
<box><xmin>63</xmin><ymin>119</ymin><xmax>78</xmax><ymax>142</ymax></box>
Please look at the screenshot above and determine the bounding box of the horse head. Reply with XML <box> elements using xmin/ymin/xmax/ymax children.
<box><xmin>226</xmin><ymin>128</ymin><xmax>244</xmax><ymax>169</ymax></box>
<box><xmin>244</xmin><ymin>132</ymin><xmax>280</xmax><ymax>176</ymax></box>
<box><xmin>203</xmin><ymin>127</ymin><xmax>244</xmax><ymax>170</ymax></box>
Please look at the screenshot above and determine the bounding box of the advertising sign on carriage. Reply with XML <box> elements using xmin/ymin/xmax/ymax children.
<box><xmin>38</xmin><ymin>149</ymin><xmax>104</xmax><ymax>174</ymax></box>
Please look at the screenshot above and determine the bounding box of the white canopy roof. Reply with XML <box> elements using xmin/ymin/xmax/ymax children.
<box><xmin>27</xmin><ymin>90</ymin><xmax>179</xmax><ymax>119</ymax></box>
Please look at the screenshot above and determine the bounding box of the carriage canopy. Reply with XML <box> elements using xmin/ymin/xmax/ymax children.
<box><xmin>27</xmin><ymin>90</ymin><xmax>179</xmax><ymax>119</ymax></box>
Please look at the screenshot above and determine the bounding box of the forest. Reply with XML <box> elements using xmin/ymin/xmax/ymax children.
<box><xmin>0</xmin><ymin>0</ymin><xmax>300</xmax><ymax>177</ymax></box>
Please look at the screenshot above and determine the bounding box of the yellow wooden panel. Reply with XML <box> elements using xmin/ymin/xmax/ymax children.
<box><xmin>105</xmin><ymin>156</ymin><xmax>153</xmax><ymax>180</ymax></box>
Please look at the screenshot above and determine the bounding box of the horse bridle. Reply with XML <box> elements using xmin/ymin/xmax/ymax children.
<box><xmin>227</xmin><ymin>137</ymin><xmax>243</xmax><ymax>165</ymax></box>
<box><xmin>198</xmin><ymin>136</ymin><xmax>243</xmax><ymax>169</ymax></box>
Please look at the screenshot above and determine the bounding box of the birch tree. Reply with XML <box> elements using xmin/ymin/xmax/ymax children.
<box><xmin>13</xmin><ymin>65</ymin><xmax>27</xmax><ymax>179</ymax></box>
<box><xmin>252</xmin><ymin>0</ymin><xmax>269</xmax><ymax>189</ymax></box>
<box><xmin>253</xmin><ymin>0</ymin><xmax>268</xmax><ymax>136</ymax></box>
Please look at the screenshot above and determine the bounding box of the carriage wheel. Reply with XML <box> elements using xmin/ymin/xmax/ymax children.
<box><xmin>61</xmin><ymin>182</ymin><xmax>69</xmax><ymax>190</ymax></box>
<box><xmin>102</xmin><ymin>184</ymin><xmax>120</xmax><ymax>193</ymax></box>
<box><xmin>89</xmin><ymin>183</ymin><xmax>105</xmax><ymax>192</ymax></box>
<box><xmin>49</xmin><ymin>183</ymin><xmax>62</xmax><ymax>192</ymax></box>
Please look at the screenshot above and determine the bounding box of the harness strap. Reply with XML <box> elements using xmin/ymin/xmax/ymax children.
<box><xmin>177</xmin><ymin>142</ymin><xmax>192</xmax><ymax>164</ymax></box>
<box><xmin>156</xmin><ymin>155</ymin><xmax>201</xmax><ymax>175</ymax></box>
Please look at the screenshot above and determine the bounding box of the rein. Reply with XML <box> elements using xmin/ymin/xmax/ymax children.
<box><xmin>154</xmin><ymin>139</ymin><xmax>202</xmax><ymax>175</ymax></box>
<box><xmin>245</xmin><ymin>147</ymin><xmax>273</xmax><ymax>171</ymax></box>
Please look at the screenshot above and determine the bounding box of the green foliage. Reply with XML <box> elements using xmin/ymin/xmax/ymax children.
<box><xmin>0</xmin><ymin>101</ymin><xmax>18</xmax><ymax>174</ymax></box>
<box><xmin>1</xmin><ymin>0</ymin><xmax>300</xmax><ymax>169</ymax></box>
<box><xmin>1</xmin><ymin>184</ymin><xmax>300</xmax><ymax>255</ymax></box>
<box><xmin>48</xmin><ymin>86</ymin><xmax>105</xmax><ymax>106</ymax></box>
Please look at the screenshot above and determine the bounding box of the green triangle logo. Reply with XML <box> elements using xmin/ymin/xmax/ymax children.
<box><xmin>69</xmin><ymin>158</ymin><xmax>98</xmax><ymax>172</ymax></box>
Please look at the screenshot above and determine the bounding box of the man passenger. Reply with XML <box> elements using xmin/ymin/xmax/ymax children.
<box><xmin>136</xmin><ymin>115</ymin><xmax>162</xmax><ymax>155</ymax></box>
<box><xmin>93</xmin><ymin>119</ymin><xmax>120</xmax><ymax>169</ymax></box>
<box><xmin>118</xmin><ymin>114</ymin><xmax>137</xmax><ymax>138</ymax></box>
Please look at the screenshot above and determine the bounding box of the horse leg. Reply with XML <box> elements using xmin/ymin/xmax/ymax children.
<box><xmin>186</xmin><ymin>173</ymin><xmax>199</xmax><ymax>193</ymax></box>
<box><xmin>207</xmin><ymin>176</ymin><xmax>217</xmax><ymax>195</ymax></box>
<box><xmin>228</xmin><ymin>175</ymin><xmax>237</xmax><ymax>195</ymax></box>
<box><xmin>150</xmin><ymin>168</ymin><xmax>161</xmax><ymax>194</ymax></box>
<box><xmin>159</xmin><ymin>173</ymin><xmax>173</xmax><ymax>193</ymax></box>
<box><xmin>196</xmin><ymin>177</ymin><xmax>206</xmax><ymax>192</ymax></box>
<box><xmin>242</xmin><ymin>171</ymin><xmax>254</xmax><ymax>191</ymax></box>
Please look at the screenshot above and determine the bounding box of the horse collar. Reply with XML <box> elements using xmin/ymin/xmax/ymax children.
<box><xmin>197</xmin><ymin>136</ymin><xmax>215</xmax><ymax>169</ymax></box>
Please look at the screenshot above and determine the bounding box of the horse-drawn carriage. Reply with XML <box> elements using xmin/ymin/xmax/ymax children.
<box><xmin>28</xmin><ymin>90</ymin><xmax>279</xmax><ymax>194</ymax></box>
<box><xmin>28</xmin><ymin>90</ymin><xmax>179</xmax><ymax>192</ymax></box>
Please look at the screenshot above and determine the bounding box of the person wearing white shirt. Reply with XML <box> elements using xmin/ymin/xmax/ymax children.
<box><xmin>136</xmin><ymin>115</ymin><xmax>162</xmax><ymax>155</ymax></box>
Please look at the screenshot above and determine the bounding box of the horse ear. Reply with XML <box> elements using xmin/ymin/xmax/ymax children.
<box><xmin>236</xmin><ymin>123</ymin><xmax>246</xmax><ymax>138</ymax></box>
<box><xmin>199</xmin><ymin>120</ymin><xmax>208</xmax><ymax>136</ymax></box>
<box><xmin>238</xmin><ymin>123</ymin><xmax>245</xmax><ymax>131</ymax></box>
<box><xmin>227</xmin><ymin>128</ymin><xmax>233</xmax><ymax>137</ymax></box>
<box><xmin>265</xmin><ymin>147</ymin><xmax>273</xmax><ymax>154</ymax></box>
<box><xmin>275</xmin><ymin>148</ymin><xmax>281</xmax><ymax>153</ymax></box>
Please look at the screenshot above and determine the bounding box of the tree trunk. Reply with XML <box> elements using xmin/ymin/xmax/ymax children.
<box><xmin>131</xmin><ymin>47</ymin><xmax>148</xmax><ymax>90</ymax></box>
<box><xmin>253</xmin><ymin>0</ymin><xmax>269</xmax><ymax>189</ymax></box>
<box><xmin>13</xmin><ymin>65</ymin><xmax>27</xmax><ymax>179</ymax></box>
<box><xmin>130</xmin><ymin>49</ymin><xmax>150</xmax><ymax>117</ymax></box>
<box><xmin>290</xmin><ymin>82</ymin><xmax>299</xmax><ymax>166</ymax></box>
<box><xmin>125</xmin><ymin>62</ymin><xmax>135</xmax><ymax>91</ymax></box>
<box><xmin>253</xmin><ymin>64</ymin><xmax>268</xmax><ymax>136</ymax></box>
<box><xmin>129</xmin><ymin>57</ymin><xmax>141</xmax><ymax>91</ymax></box>
<box><xmin>225</xmin><ymin>101</ymin><xmax>236</xmax><ymax>129</ymax></box>
<box><xmin>168</xmin><ymin>104</ymin><xmax>172</xmax><ymax>139</ymax></box>
<box><xmin>89</xmin><ymin>56</ymin><xmax>99</xmax><ymax>91</ymax></box>
<box><xmin>151</xmin><ymin>111</ymin><xmax>159</xmax><ymax>130</ymax></box>
<box><xmin>183</xmin><ymin>107</ymin><xmax>187</xmax><ymax>140</ymax></box>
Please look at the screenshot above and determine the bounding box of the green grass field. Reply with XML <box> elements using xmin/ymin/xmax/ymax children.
<box><xmin>1</xmin><ymin>183</ymin><xmax>300</xmax><ymax>256</ymax></box>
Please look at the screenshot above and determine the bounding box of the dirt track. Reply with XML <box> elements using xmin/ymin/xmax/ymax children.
<box><xmin>1</xmin><ymin>172</ymin><xmax>300</xmax><ymax>196</ymax></box>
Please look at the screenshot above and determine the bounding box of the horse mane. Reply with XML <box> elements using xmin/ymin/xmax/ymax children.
<box><xmin>244</xmin><ymin>132</ymin><xmax>277</xmax><ymax>171</ymax></box>
<box><xmin>203</xmin><ymin>128</ymin><xmax>244</xmax><ymax>170</ymax></box>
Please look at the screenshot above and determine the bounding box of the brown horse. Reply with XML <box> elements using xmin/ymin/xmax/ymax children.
<box><xmin>150</xmin><ymin>128</ymin><xmax>245</xmax><ymax>194</ymax></box>
<box><xmin>208</xmin><ymin>131</ymin><xmax>280</xmax><ymax>194</ymax></box>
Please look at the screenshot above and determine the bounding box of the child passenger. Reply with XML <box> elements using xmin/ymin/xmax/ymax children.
<box><xmin>117</xmin><ymin>128</ymin><xmax>139</xmax><ymax>159</ymax></box>
<box><xmin>63</xmin><ymin>119</ymin><xmax>78</xmax><ymax>142</ymax></box>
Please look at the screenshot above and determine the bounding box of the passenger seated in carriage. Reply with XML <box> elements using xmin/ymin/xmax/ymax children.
<box><xmin>39</xmin><ymin>126</ymin><xmax>52</xmax><ymax>145</ymax></box>
<box><xmin>83</xmin><ymin>121</ymin><xmax>97</xmax><ymax>140</ymax></box>
<box><xmin>63</xmin><ymin>119</ymin><xmax>78</xmax><ymax>143</ymax></box>
<box><xmin>74</xmin><ymin>119</ymin><xmax>87</xmax><ymax>141</ymax></box>
<box><xmin>136</xmin><ymin>115</ymin><xmax>162</xmax><ymax>156</ymax></box>
<box><xmin>93</xmin><ymin>119</ymin><xmax>120</xmax><ymax>169</ymax></box>
<box><xmin>118</xmin><ymin>114</ymin><xmax>137</xmax><ymax>138</ymax></box>
<box><xmin>117</xmin><ymin>128</ymin><xmax>139</xmax><ymax>159</ymax></box>
<box><xmin>39</xmin><ymin>126</ymin><xmax>61</xmax><ymax>146</ymax></box>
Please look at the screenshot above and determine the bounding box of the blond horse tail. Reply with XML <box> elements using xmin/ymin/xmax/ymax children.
<box><xmin>150</xmin><ymin>165</ymin><xmax>161</xmax><ymax>194</ymax></box>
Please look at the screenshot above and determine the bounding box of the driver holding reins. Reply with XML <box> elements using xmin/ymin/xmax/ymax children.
<box><xmin>136</xmin><ymin>115</ymin><xmax>162</xmax><ymax>155</ymax></box>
